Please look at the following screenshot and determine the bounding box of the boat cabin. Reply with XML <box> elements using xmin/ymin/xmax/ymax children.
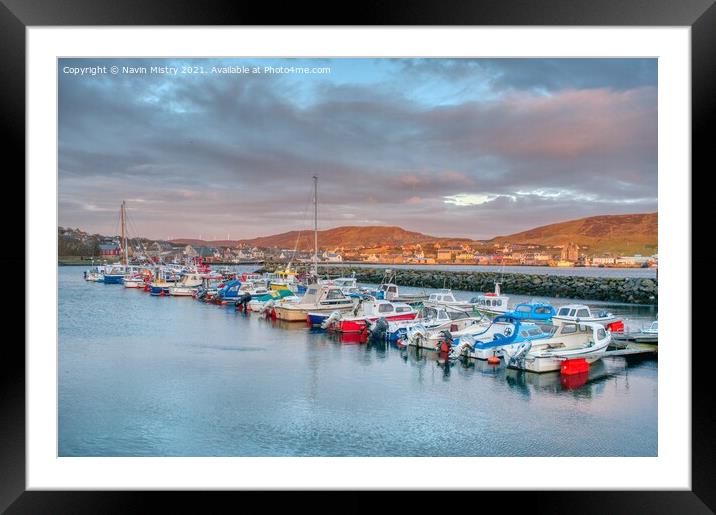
<box><xmin>178</xmin><ymin>273</ymin><xmax>203</xmax><ymax>287</ymax></box>
<box><xmin>376</xmin><ymin>283</ymin><xmax>400</xmax><ymax>300</ymax></box>
<box><xmin>354</xmin><ymin>300</ymin><xmax>414</xmax><ymax>318</ymax></box>
<box><xmin>298</xmin><ymin>285</ymin><xmax>353</xmax><ymax>306</ymax></box>
<box><xmin>427</xmin><ymin>289</ymin><xmax>459</xmax><ymax>304</ymax></box>
<box><xmin>506</xmin><ymin>303</ymin><xmax>556</xmax><ymax>321</ymax></box>
<box><xmin>217</xmin><ymin>279</ymin><xmax>244</xmax><ymax>299</ymax></box>
<box><xmin>422</xmin><ymin>306</ymin><xmax>470</xmax><ymax>323</ymax></box>
<box><xmin>554</xmin><ymin>304</ymin><xmax>614</xmax><ymax>322</ymax></box>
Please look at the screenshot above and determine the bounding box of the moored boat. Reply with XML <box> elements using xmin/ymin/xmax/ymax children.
<box><xmin>317</xmin><ymin>299</ymin><xmax>417</xmax><ymax>333</ymax></box>
<box><xmin>273</xmin><ymin>284</ymin><xmax>356</xmax><ymax>321</ymax></box>
<box><xmin>83</xmin><ymin>265</ymin><xmax>105</xmax><ymax>282</ymax></box>
<box><xmin>501</xmin><ymin>320</ymin><xmax>611</xmax><ymax>373</ymax></box>
<box><xmin>424</xmin><ymin>289</ymin><xmax>476</xmax><ymax>311</ymax></box>
<box><xmin>450</xmin><ymin>315</ymin><xmax>553</xmax><ymax>360</ymax></box>
<box><xmin>468</xmin><ymin>282</ymin><xmax>510</xmax><ymax>316</ymax></box>
<box><xmin>552</xmin><ymin>304</ymin><xmax>617</xmax><ymax>325</ymax></box>
<box><xmin>169</xmin><ymin>273</ymin><xmax>204</xmax><ymax>296</ymax></box>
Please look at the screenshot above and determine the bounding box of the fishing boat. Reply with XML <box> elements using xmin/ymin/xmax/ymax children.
<box><xmin>503</xmin><ymin>302</ymin><xmax>556</xmax><ymax>322</ymax></box>
<box><xmin>468</xmin><ymin>282</ymin><xmax>510</xmax><ymax>316</ymax></box>
<box><xmin>149</xmin><ymin>267</ymin><xmax>179</xmax><ymax>296</ymax></box>
<box><xmin>552</xmin><ymin>304</ymin><xmax>617</xmax><ymax>325</ymax></box>
<box><xmin>83</xmin><ymin>265</ymin><xmax>105</xmax><ymax>282</ymax></box>
<box><xmin>212</xmin><ymin>279</ymin><xmax>245</xmax><ymax>304</ymax></box>
<box><xmin>246</xmin><ymin>289</ymin><xmax>297</xmax><ymax>312</ymax></box>
<box><xmin>168</xmin><ymin>273</ymin><xmax>204</xmax><ymax>296</ymax></box>
<box><xmin>501</xmin><ymin>320</ymin><xmax>611</xmax><ymax>373</ymax></box>
<box><xmin>102</xmin><ymin>264</ymin><xmax>127</xmax><ymax>284</ymax></box>
<box><xmin>123</xmin><ymin>274</ymin><xmax>147</xmax><ymax>288</ymax></box>
<box><xmin>194</xmin><ymin>277</ymin><xmax>225</xmax><ymax>302</ymax></box>
<box><xmin>396</xmin><ymin>312</ymin><xmax>492</xmax><ymax>351</ymax></box>
<box><xmin>370</xmin><ymin>281</ymin><xmax>428</xmax><ymax>304</ymax></box>
<box><xmin>266</xmin><ymin>266</ymin><xmax>302</xmax><ymax>293</ymax></box>
<box><xmin>315</xmin><ymin>299</ymin><xmax>417</xmax><ymax>332</ymax></box>
<box><xmin>319</xmin><ymin>273</ymin><xmax>359</xmax><ymax>295</ymax></box>
<box><xmin>370</xmin><ymin>305</ymin><xmax>481</xmax><ymax>343</ymax></box>
<box><xmin>273</xmin><ymin>284</ymin><xmax>356</xmax><ymax>321</ymax></box>
<box><xmin>449</xmin><ymin>315</ymin><xmax>553</xmax><ymax>360</ymax></box>
<box><xmin>424</xmin><ymin>289</ymin><xmax>476</xmax><ymax>311</ymax></box>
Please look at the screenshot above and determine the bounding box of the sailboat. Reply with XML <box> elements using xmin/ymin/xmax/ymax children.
<box><xmin>102</xmin><ymin>201</ymin><xmax>131</xmax><ymax>284</ymax></box>
<box><xmin>273</xmin><ymin>176</ymin><xmax>358</xmax><ymax>321</ymax></box>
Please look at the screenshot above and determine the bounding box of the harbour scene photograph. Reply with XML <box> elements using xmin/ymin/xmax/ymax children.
<box><xmin>58</xmin><ymin>57</ymin><xmax>658</xmax><ymax>458</ymax></box>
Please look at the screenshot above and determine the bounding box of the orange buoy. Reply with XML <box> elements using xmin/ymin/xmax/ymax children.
<box><xmin>487</xmin><ymin>355</ymin><xmax>500</xmax><ymax>365</ymax></box>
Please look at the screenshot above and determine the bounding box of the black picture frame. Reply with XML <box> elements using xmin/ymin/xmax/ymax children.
<box><xmin>2</xmin><ymin>0</ymin><xmax>706</xmax><ymax>512</ymax></box>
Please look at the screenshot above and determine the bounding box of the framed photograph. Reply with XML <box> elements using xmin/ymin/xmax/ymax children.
<box><xmin>5</xmin><ymin>0</ymin><xmax>708</xmax><ymax>511</ymax></box>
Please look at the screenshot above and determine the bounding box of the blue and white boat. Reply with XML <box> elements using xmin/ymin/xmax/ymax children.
<box><xmin>213</xmin><ymin>279</ymin><xmax>244</xmax><ymax>304</ymax></box>
<box><xmin>102</xmin><ymin>265</ymin><xmax>127</xmax><ymax>284</ymax></box>
<box><xmin>501</xmin><ymin>319</ymin><xmax>612</xmax><ymax>372</ymax></box>
<box><xmin>449</xmin><ymin>315</ymin><xmax>552</xmax><ymax>360</ymax></box>
<box><xmin>373</xmin><ymin>305</ymin><xmax>483</xmax><ymax>343</ymax></box>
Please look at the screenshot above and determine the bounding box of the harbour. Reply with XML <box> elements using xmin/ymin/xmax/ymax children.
<box><xmin>59</xmin><ymin>264</ymin><xmax>657</xmax><ymax>457</ymax></box>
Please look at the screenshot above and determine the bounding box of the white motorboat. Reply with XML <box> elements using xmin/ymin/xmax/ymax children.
<box><xmin>399</xmin><ymin>313</ymin><xmax>491</xmax><ymax>351</ymax></box>
<box><xmin>272</xmin><ymin>284</ymin><xmax>357</xmax><ymax>322</ymax></box>
<box><xmin>372</xmin><ymin>305</ymin><xmax>479</xmax><ymax>342</ymax></box>
<box><xmin>501</xmin><ymin>320</ymin><xmax>612</xmax><ymax>373</ymax></box>
<box><xmin>169</xmin><ymin>273</ymin><xmax>204</xmax><ymax>296</ymax></box>
<box><xmin>552</xmin><ymin>304</ymin><xmax>617</xmax><ymax>325</ymax></box>
<box><xmin>450</xmin><ymin>316</ymin><xmax>553</xmax><ymax>360</ymax></box>
<box><xmin>83</xmin><ymin>265</ymin><xmax>105</xmax><ymax>282</ymax></box>
<box><xmin>469</xmin><ymin>282</ymin><xmax>510</xmax><ymax>316</ymax></box>
<box><xmin>318</xmin><ymin>299</ymin><xmax>417</xmax><ymax>333</ymax></box>
<box><xmin>424</xmin><ymin>289</ymin><xmax>476</xmax><ymax>311</ymax></box>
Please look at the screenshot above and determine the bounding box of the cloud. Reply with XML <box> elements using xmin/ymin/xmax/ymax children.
<box><xmin>443</xmin><ymin>193</ymin><xmax>516</xmax><ymax>206</ymax></box>
<box><xmin>58</xmin><ymin>57</ymin><xmax>657</xmax><ymax>240</ymax></box>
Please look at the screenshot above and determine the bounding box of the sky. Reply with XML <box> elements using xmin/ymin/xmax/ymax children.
<box><xmin>58</xmin><ymin>58</ymin><xmax>657</xmax><ymax>241</ymax></box>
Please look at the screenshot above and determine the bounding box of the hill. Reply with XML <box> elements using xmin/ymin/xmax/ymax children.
<box><xmin>490</xmin><ymin>212</ymin><xmax>657</xmax><ymax>255</ymax></box>
<box><xmin>171</xmin><ymin>226</ymin><xmax>472</xmax><ymax>250</ymax></box>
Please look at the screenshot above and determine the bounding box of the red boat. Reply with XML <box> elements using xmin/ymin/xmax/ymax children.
<box><xmin>324</xmin><ymin>299</ymin><xmax>417</xmax><ymax>333</ymax></box>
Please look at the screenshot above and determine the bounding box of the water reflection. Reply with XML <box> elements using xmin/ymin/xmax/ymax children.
<box><xmin>59</xmin><ymin>267</ymin><xmax>658</xmax><ymax>457</ymax></box>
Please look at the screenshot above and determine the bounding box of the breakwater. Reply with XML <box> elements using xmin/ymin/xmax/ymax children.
<box><xmin>263</xmin><ymin>264</ymin><xmax>658</xmax><ymax>304</ymax></box>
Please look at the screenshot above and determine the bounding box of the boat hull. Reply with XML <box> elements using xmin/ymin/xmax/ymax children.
<box><xmin>274</xmin><ymin>305</ymin><xmax>353</xmax><ymax>322</ymax></box>
<box><xmin>332</xmin><ymin>313</ymin><xmax>417</xmax><ymax>333</ymax></box>
<box><xmin>169</xmin><ymin>287</ymin><xmax>197</xmax><ymax>296</ymax></box>
<box><xmin>103</xmin><ymin>274</ymin><xmax>124</xmax><ymax>284</ymax></box>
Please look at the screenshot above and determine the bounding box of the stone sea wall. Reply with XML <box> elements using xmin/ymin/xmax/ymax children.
<box><xmin>308</xmin><ymin>266</ymin><xmax>658</xmax><ymax>305</ymax></box>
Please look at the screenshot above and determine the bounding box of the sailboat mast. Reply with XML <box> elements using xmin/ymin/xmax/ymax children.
<box><xmin>313</xmin><ymin>175</ymin><xmax>318</xmax><ymax>276</ymax></box>
<box><xmin>121</xmin><ymin>200</ymin><xmax>128</xmax><ymax>266</ymax></box>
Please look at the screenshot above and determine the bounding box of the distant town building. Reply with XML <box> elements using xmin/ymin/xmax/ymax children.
<box><xmin>322</xmin><ymin>251</ymin><xmax>343</xmax><ymax>263</ymax></box>
<box><xmin>561</xmin><ymin>242</ymin><xmax>580</xmax><ymax>262</ymax></box>
<box><xmin>616</xmin><ymin>254</ymin><xmax>650</xmax><ymax>266</ymax></box>
<box><xmin>99</xmin><ymin>242</ymin><xmax>121</xmax><ymax>257</ymax></box>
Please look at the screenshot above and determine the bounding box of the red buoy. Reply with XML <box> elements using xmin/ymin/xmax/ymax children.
<box><xmin>561</xmin><ymin>358</ymin><xmax>589</xmax><ymax>375</ymax></box>
<box><xmin>487</xmin><ymin>355</ymin><xmax>500</xmax><ymax>365</ymax></box>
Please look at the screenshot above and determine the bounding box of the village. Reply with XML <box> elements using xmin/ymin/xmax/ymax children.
<box><xmin>87</xmin><ymin>236</ymin><xmax>657</xmax><ymax>269</ymax></box>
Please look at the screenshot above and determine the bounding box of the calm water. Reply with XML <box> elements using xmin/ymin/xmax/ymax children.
<box><xmin>325</xmin><ymin>263</ymin><xmax>657</xmax><ymax>278</ymax></box>
<box><xmin>59</xmin><ymin>266</ymin><xmax>657</xmax><ymax>457</ymax></box>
